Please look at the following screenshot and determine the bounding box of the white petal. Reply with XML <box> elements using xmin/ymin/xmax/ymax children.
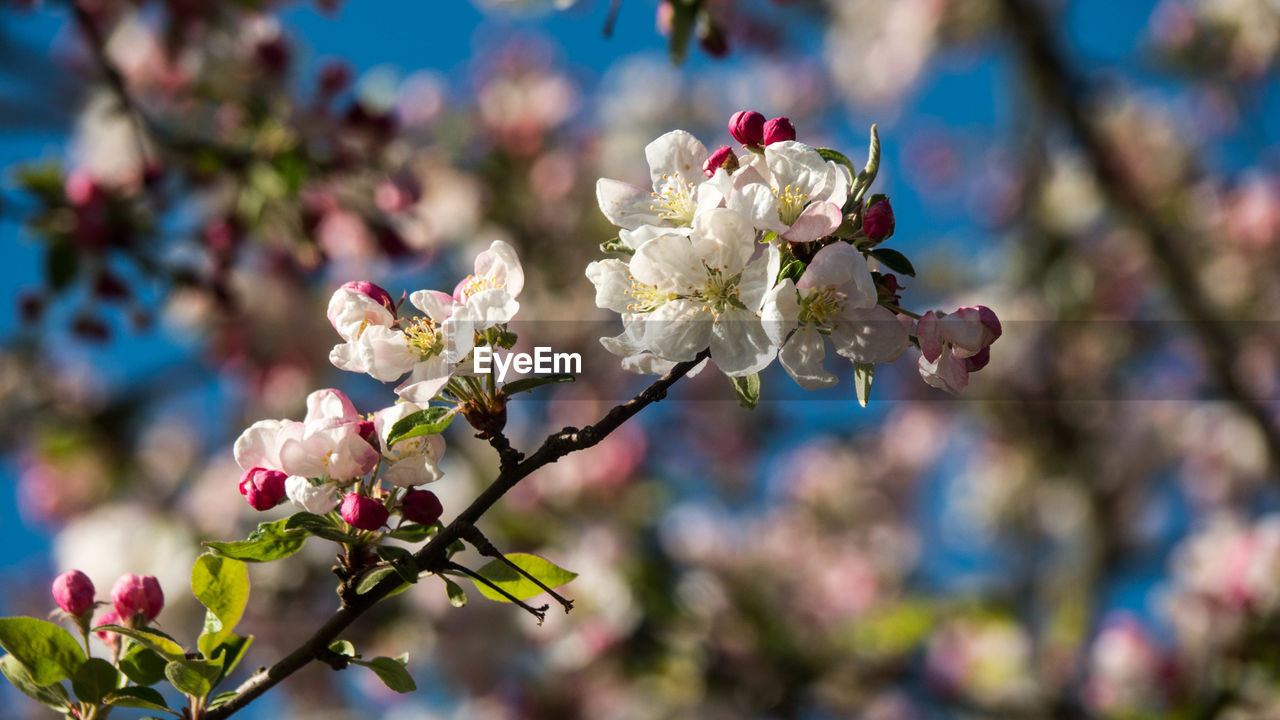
<box><xmin>919</xmin><ymin>348</ymin><xmax>969</xmax><ymax>393</ymax></box>
<box><xmin>779</xmin><ymin>326</ymin><xmax>839</xmax><ymax>390</ymax></box>
<box><xmin>727</xmin><ymin>182</ymin><xmax>786</xmax><ymax>233</ymax></box>
<box><xmin>597</xmin><ymin>178</ymin><xmax>664</xmax><ymax>230</ymax></box>
<box><xmin>395</xmin><ymin>357</ymin><xmax>453</xmax><ymax>404</ymax></box>
<box><xmin>737</xmin><ymin>249</ymin><xmax>776</xmax><ymax>314</ymax></box>
<box><xmin>630</xmin><ymin>233</ymin><xmax>704</xmax><ymax>293</ymax></box>
<box><xmin>233</xmin><ymin>419</ymin><xmax>284</xmax><ymax>472</ymax></box>
<box><xmin>473</xmin><ymin>239</ymin><xmax>524</xmax><ymax>298</ymax></box>
<box><xmin>409</xmin><ymin>290</ymin><xmax>456</xmax><ymax>323</ymax></box>
<box><xmin>645</xmin><ymin>129</ymin><xmax>708</xmax><ymax>187</ymax></box>
<box><xmin>761</xmin><ymin>279</ymin><xmax>800</xmax><ymax>346</ymax></box>
<box><xmin>798</xmin><ymin>241</ymin><xmax>877</xmax><ymax>308</ymax></box>
<box><xmin>829</xmin><ymin>305</ymin><xmax>910</xmax><ymax>364</ymax></box>
<box><xmin>710</xmin><ymin>307</ymin><xmax>776</xmax><ymax>376</ymax></box>
<box><xmin>586</xmin><ymin>259</ymin><xmax>635</xmax><ymax>314</ymax></box>
<box><xmin>354</xmin><ymin>325</ymin><xmax>418</xmax><ymax>382</ymax></box>
<box><xmin>286</xmin><ymin>476</ymin><xmax>339</xmax><ymax>514</ymax></box>
<box><xmin>304</xmin><ymin>389</ymin><xmax>358</xmax><ymax>425</ymax></box>
<box><xmin>690</xmin><ymin>207</ymin><xmax>755</xmax><ymax>274</ymax></box>
<box><xmin>764</xmin><ymin>141</ymin><xmax>830</xmax><ymax>198</ymax></box>
<box><xmin>643</xmin><ymin>299</ymin><xmax>712</xmax><ymax>361</ymax></box>
<box><xmin>327</xmin><ymin>289</ymin><xmax>394</xmax><ymax>341</ymax></box>
<box><xmin>462</xmin><ymin>289</ymin><xmax>519</xmax><ymax>329</ymax></box>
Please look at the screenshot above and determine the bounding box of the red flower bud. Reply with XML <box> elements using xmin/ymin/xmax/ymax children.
<box><xmin>965</xmin><ymin>346</ymin><xmax>991</xmax><ymax>372</ymax></box>
<box><xmin>729</xmin><ymin>110</ymin><xmax>765</xmax><ymax>147</ymax></box>
<box><xmin>762</xmin><ymin>116</ymin><xmax>796</xmax><ymax>145</ymax></box>
<box><xmin>94</xmin><ymin>610</ymin><xmax>121</xmax><ymax>651</ymax></box>
<box><xmin>111</xmin><ymin>574</ymin><xmax>163</xmax><ymax>627</ymax></box>
<box><xmin>52</xmin><ymin>570</ymin><xmax>95</xmax><ymax>617</ymax></box>
<box><xmin>702</xmin><ymin>146</ymin><xmax>739</xmax><ymax>178</ymax></box>
<box><xmin>863</xmin><ymin>199</ymin><xmax>894</xmax><ymax>241</ymax></box>
<box><xmin>401</xmin><ymin>489</ymin><xmax>443</xmax><ymax>526</ymax></box>
<box><xmin>239</xmin><ymin>467</ymin><xmax>288</xmax><ymax>511</ymax></box>
<box><xmin>340</xmin><ymin>281</ymin><xmax>396</xmax><ymax>315</ymax></box>
<box><xmin>341</xmin><ymin>492</ymin><xmax>389</xmax><ymax>531</ymax></box>
<box><xmin>356</xmin><ymin>420</ymin><xmax>378</xmax><ymax>445</ymax></box>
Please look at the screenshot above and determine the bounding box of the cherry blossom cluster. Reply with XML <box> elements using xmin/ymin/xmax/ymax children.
<box><xmin>589</xmin><ymin>111</ymin><xmax>1001</xmax><ymax>394</ymax></box>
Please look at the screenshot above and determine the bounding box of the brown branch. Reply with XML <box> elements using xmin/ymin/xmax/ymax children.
<box><xmin>445</xmin><ymin>562</ymin><xmax>549</xmax><ymax>624</ymax></box>
<box><xmin>998</xmin><ymin>0</ymin><xmax>1280</xmax><ymax>471</ymax></box>
<box><xmin>202</xmin><ymin>350</ymin><xmax>709</xmax><ymax>720</ymax></box>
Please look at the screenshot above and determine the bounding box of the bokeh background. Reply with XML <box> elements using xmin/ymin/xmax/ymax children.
<box><xmin>1</xmin><ymin>0</ymin><xmax>1279</xmax><ymax>718</ymax></box>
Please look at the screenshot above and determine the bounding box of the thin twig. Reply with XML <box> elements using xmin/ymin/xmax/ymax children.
<box><xmin>202</xmin><ymin>350</ymin><xmax>708</xmax><ymax>720</ymax></box>
<box><xmin>462</xmin><ymin>526</ymin><xmax>575</xmax><ymax>613</ymax></box>
<box><xmin>999</xmin><ymin>0</ymin><xmax>1280</xmax><ymax>471</ymax></box>
<box><xmin>445</xmin><ymin>562</ymin><xmax>549</xmax><ymax>624</ymax></box>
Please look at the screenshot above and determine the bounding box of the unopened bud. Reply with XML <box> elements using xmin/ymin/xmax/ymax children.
<box><xmin>356</xmin><ymin>420</ymin><xmax>378</xmax><ymax>445</ymax></box>
<box><xmin>762</xmin><ymin>116</ymin><xmax>796</xmax><ymax>145</ymax></box>
<box><xmin>965</xmin><ymin>346</ymin><xmax>991</xmax><ymax>372</ymax></box>
<box><xmin>400</xmin><ymin>489</ymin><xmax>443</xmax><ymax>526</ymax></box>
<box><xmin>702</xmin><ymin>146</ymin><xmax>739</xmax><ymax>177</ymax></box>
<box><xmin>340</xmin><ymin>281</ymin><xmax>396</xmax><ymax>314</ymax></box>
<box><xmin>239</xmin><ymin>467</ymin><xmax>288</xmax><ymax>511</ymax></box>
<box><xmin>863</xmin><ymin>199</ymin><xmax>894</xmax><ymax>242</ymax></box>
<box><xmin>111</xmin><ymin>574</ymin><xmax>163</xmax><ymax>627</ymax></box>
<box><xmin>340</xmin><ymin>492</ymin><xmax>389</xmax><ymax>531</ymax></box>
<box><xmin>729</xmin><ymin>110</ymin><xmax>765</xmax><ymax>147</ymax></box>
<box><xmin>94</xmin><ymin>610</ymin><xmax>121</xmax><ymax>651</ymax></box>
<box><xmin>52</xmin><ymin>570</ymin><xmax>95</xmax><ymax>617</ymax></box>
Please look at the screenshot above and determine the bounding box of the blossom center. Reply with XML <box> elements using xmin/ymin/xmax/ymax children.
<box><xmin>626</xmin><ymin>276</ymin><xmax>676</xmax><ymax>313</ymax></box>
<box><xmin>799</xmin><ymin>287</ymin><xmax>845</xmax><ymax>328</ymax></box>
<box><xmin>775</xmin><ymin>184</ymin><xmax>810</xmax><ymax>226</ymax></box>
<box><xmin>696</xmin><ymin>264</ymin><xmax>747</xmax><ymax>316</ymax></box>
<box><xmin>458</xmin><ymin>274</ymin><xmax>502</xmax><ymax>300</ymax></box>
<box><xmin>650</xmin><ymin>172</ymin><xmax>696</xmax><ymax>227</ymax></box>
<box><xmin>404</xmin><ymin>317</ymin><xmax>444</xmax><ymax>359</ymax></box>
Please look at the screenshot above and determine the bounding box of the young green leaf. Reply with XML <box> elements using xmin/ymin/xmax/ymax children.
<box><xmin>163</xmin><ymin>657</ymin><xmax>223</xmax><ymax>698</ymax></box>
<box><xmin>192</xmin><ymin>554</ymin><xmax>250</xmax><ymax>659</ymax></box>
<box><xmin>207</xmin><ymin>690</ymin><xmax>239</xmax><ymax>709</ymax></box>
<box><xmin>212</xmin><ymin>634</ymin><xmax>253</xmax><ymax>683</ymax></box>
<box><xmin>356</xmin><ymin>567</ymin><xmax>398</xmax><ymax>595</ymax></box>
<box><xmin>470</xmin><ymin>553</ymin><xmax>578</xmax><ymax>603</ymax></box>
<box><xmin>730</xmin><ymin>373</ymin><xmax>761</xmax><ymax>410</ymax></box>
<box><xmin>444</xmin><ymin>578</ymin><xmax>467</xmax><ymax>608</ymax></box>
<box><xmin>103</xmin><ymin>686</ymin><xmax>178</xmax><ymax>716</ymax></box>
<box><xmin>0</xmin><ymin>655</ymin><xmax>71</xmax><ymax>710</ymax></box>
<box><xmin>500</xmin><ymin>373</ymin><xmax>575</xmax><ymax>397</ymax></box>
<box><xmin>328</xmin><ymin>640</ymin><xmax>357</xmax><ymax>658</ymax></box>
<box><xmin>95</xmin><ymin>626</ymin><xmax>186</xmax><ymax>662</ymax></box>
<box><xmin>376</xmin><ymin>546</ymin><xmax>420</xmax><ymax>585</ymax></box>
<box><xmin>385</xmin><ymin>522</ymin><xmax>440</xmax><ymax>543</ymax></box>
<box><xmin>854</xmin><ymin>362</ymin><xmax>875</xmax><ymax>408</ymax></box>
<box><xmin>386</xmin><ymin>406</ymin><xmax>455</xmax><ymax>446</ymax></box>
<box><xmin>0</xmin><ymin>617</ymin><xmax>86</xmax><ymax>685</ymax></box>
<box><xmin>851</xmin><ymin>124</ymin><xmax>881</xmax><ymax>205</ymax></box>
<box><xmin>868</xmin><ymin>248</ymin><xmax>916</xmax><ymax>278</ymax></box>
<box><xmin>119</xmin><ymin>645</ymin><xmax>168</xmax><ymax>686</ymax></box>
<box><xmin>71</xmin><ymin>658</ymin><xmax>118</xmax><ymax>704</ymax></box>
<box><xmin>779</xmin><ymin>259</ymin><xmax>806</xmax><ymax>283</ymax></box>
<box><xmin>816</xmin><ymin>148</ymin><xmax>856</xmax><ymax>178</ymax></box>
<box><xmin>351</xmin><ymin>656</ymin><xmax>416</xmax><ymax>693</ymax></box>
<box><xmin>204</xmin><ymin>518</ymin><xmax>308</xmax><ymax>563</ymax></box>
<box><xmin>599</xmin><ymin>237</ymin><xmax>635</xmax><ymax>256</ymax></box>
<box><xmin>285</xmin><ymin>512</ymin><xmax>362</xmax><ymax>544</ymax></box>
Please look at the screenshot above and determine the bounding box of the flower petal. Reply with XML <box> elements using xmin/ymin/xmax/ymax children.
<box><xmin>779</xmin><ymin>326</ymin><xmax>839</xmax><ymax>390</ymax></box>
<box><xmin>710</xmin><ymin>307</ymin><xmax>776</xmax><ymax>376</ymax></box>
<box><xmin>597</xmin><ymin>178</ymin><xmax>664</xmax><ymax>230</ymax></box>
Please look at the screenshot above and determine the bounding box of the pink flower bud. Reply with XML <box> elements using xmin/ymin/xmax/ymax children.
<box><xmin>339</xmin><ymin>281</ymin><xmax>396</xmax><ymax>314</ymax></box>
<box><xmin>64</xmin><ymin>170</ymin><xmax>100</xmax><ymax>207</ymax></box>
<box><xmin>94</xmin><ymin>610</ymin><xmax>121</xmax><ymax>651</ymax></box>
<box><xmin>863</xmin><ymin>199</ymin><xmax>894</xmax><ymax>241</ymax></box>
<box><xmin>729</xmin><ymin>110</ymin><xmax>765</xmax><ymax>147</ymax></box>
<box><xmin>964</xmin><ymin>346</ymin><xmax>991</xmax><ymax>372</ymax></box>
<box><xmin>356</xmin><ymin>420</ymin><xmax>378</xmax><ymax>445</ymax></box>
<box><xmin>762</xmin><ymin>116</ymin><xmax>796</xmax><ymax>145</ymax></box>
<box><xmin>239</xmin><ymin>467</ymin><xmax>288</xmax><ymax>511</ymax></box>
<box><xmin>702</xmin><ymin>146</ymin><xmax>739</xmax><ymax>178</ymax></box>
<box><xmin>111</xmin><ymin>574</ymin><xmax>163</xmax><ymax>627</ymax></box>
<box><xmin>401</xmin><ymin>489</ymin><xmax>443</xmax><ymax>526</ymax></box>
<box><xmin>52</xmin><ymin>570</ymin><xmax>95</xmax><ymax>617</ymax></box>
<box><xmin>341</xmin><ymin>492</ymin><xmax>389</xmax><ymax>531</ymax></box>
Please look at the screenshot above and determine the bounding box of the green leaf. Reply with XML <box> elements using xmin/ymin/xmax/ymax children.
<box><xmin>356</xmin><ymin>567</ymin><xmax>398</xmax><ymax>595</ymax></box>
<box><xmin>730</xmin><ymin>373</ymin><xmax>761</xmax><ymax>410</ymax></box>
<box><xmin>0</xmin><ymin>655</ymin><xmax>71</xmax><ymax>710</ymax></box>
<box><xmin>599</xmin><ymin>237</ymin><xmax>635</xmax><ymax>256</ymax></box>
<box><xmin>103</xmin><ymin>686</ymin><xmax>178</xmax><ymax>716</ymax></box>
<box><xmin>71</xmin><ymin>657</ymin><xmax>118</xmax><ymax>703</ymax></box>
<box><xmin>285</xmin><ymin>512</ymin><xmax>362</xmax><ymax>544</ymax></box>
<box><xmin>204</xmin><ymin>517</ymin><xmax>308</xmax><ymax>563</ymax></box>
<box><xmin>212</xmin><ymin>634</ymin><xmax>253</xmax><ymax>683</ymax></box>
<box><xmin>385</xmin><ymin>522</ymin><xmax>440</xmax><ymax>543</ymax></box>
<box><xmin>501</xmin><ymin>373</ymin><xmax>575</xmax><ymax>397</ymax></box>
<box><xmin>854</xmin><ymin>362</ymin><xmax>875</xmax><ymax>408</ymax></box>
<box><xmin>95</xmin><ymin>626</ymin><xmax>186</xmax><ymax>662</ymax></box>
<box><xmin>46</xmin><ymin>240</ymin><xmax>80</xmax><ymax>292</ymax></box>
<box><xmin>164</xmin><ymin>657</ymin><xmax>223</xmax><ymax>698</ymax></box>
<box><xmin>0</xmin><ymin>617</ymin><xmax>86</xmax><ymax>685</ymax></box>
<box><xmin>444</xmin><ymin>578</ymin><xmax>467</xmax><ymax>608</ymax></box>
<box><xmin>192</xmin><ymin>554</ymin><xmax>250</xmax><ymax>659</ymax></box>
<box><xmin>779</xmin><ymin>259</ymin><xmax>805</xmax><ymax>283</ymax></box>
<box><xmin>119</xmin><ymin>645</ymin><xmax>168</xmax><ymax>686</ymax></box>
<box><xmin>816</xmin><ymin>148</ymin><xmax>856</xmax><ymax>178</ymax></box>
<box><xmin>376</xmin><ymin>546</ymin><xmax>420</xmax><ymax>586</ymax></box>
<box><xmin>386</xmin><ymin>406</ymin><xmax>455</xmax><ymax>446</ymax></box>
<box><xmin>328</xmin><ymin>640</ymin><xmax>357</xmax><ymax>658</ymax></box>
<box><xmin>868</xmin><ymin>248</ymin><xmax>915</xmax><ymax>278</ymax></box>
<box><xmin>208</xmin><ymin>690</ymin><xmax>239</xmax><ymax>709</ymax></box>
<box><xmin>471</xmin><ymin>553</ymin><xmax>578</xmax><ymax>603</ymax></box>
<box><xmin>351</xmin><ymin>656</ymin><xmax>416</xmax><ymax>693</ymax></box>
<box><xmin>851</xmin><ymin>124</ymin><xmax>881</xmax><ymax>205</ymax></box>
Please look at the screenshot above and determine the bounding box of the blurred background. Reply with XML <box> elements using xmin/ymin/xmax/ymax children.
<box><xmin>0</xmin><ymin>0</ymin><xmax>1278</xmax><ymax>718</ymax></box>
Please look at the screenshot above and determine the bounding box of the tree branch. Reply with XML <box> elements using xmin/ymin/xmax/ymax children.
<box><xmin>202</xmin><ymin>350</ymin><xmax>709</xmax><ymax>720</ymax></box>
<box><xmin>998</xmin><ymin>0</ymin><xmax>1280</xmax><ymax>471</ymax></box>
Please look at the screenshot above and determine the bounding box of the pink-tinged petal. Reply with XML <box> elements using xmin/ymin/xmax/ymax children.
<box><xmin>233</xmin><ymin>419</ymin><xmax>284</xmax><ymax>472</ymax></box>
<box><xmin>939</xmin><ymin>306</ymin><xmax>1001</xmax><ymax>357</ymax></box>
<box><xmin>779</xmin><ymin>326</ymin><xmax>839</xmax><ymax>390</ymax></box>
<box><xmin>596</xmin><ymin>178</ymin><xmax>664</xmax><ymax>230</ymax></box>
<box><xmin>395</xmin><ymin>356</ymin><xmax>453</xmax><ymax>404</ymax></box>
<box><xmin>918</xmin><ymin>348</ymin><xmax>969</xmax><ymax>394</ymax></box>
<box><xmin>781</xmin><ymin>201</ymin><xmax>842</xmax><ymax>243</ymax></box>
<box><xmin>916</xmin><ymin>311</ymin><xmax>945</xmax><ymax>363</ymax></box>
<box><xmin>472</xmin><ymin>239</ymin><xmax>525</xmax><ymax>298</ymax></box>
<box><xmin>304</xmin><ymin>389</ymin><xmax>358</xmax><ymax>425</ymax></box>
<box><xmin>409</xmin><ymin>290</ymin><xmax>456</xmax><ymax>323</ymax></box>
